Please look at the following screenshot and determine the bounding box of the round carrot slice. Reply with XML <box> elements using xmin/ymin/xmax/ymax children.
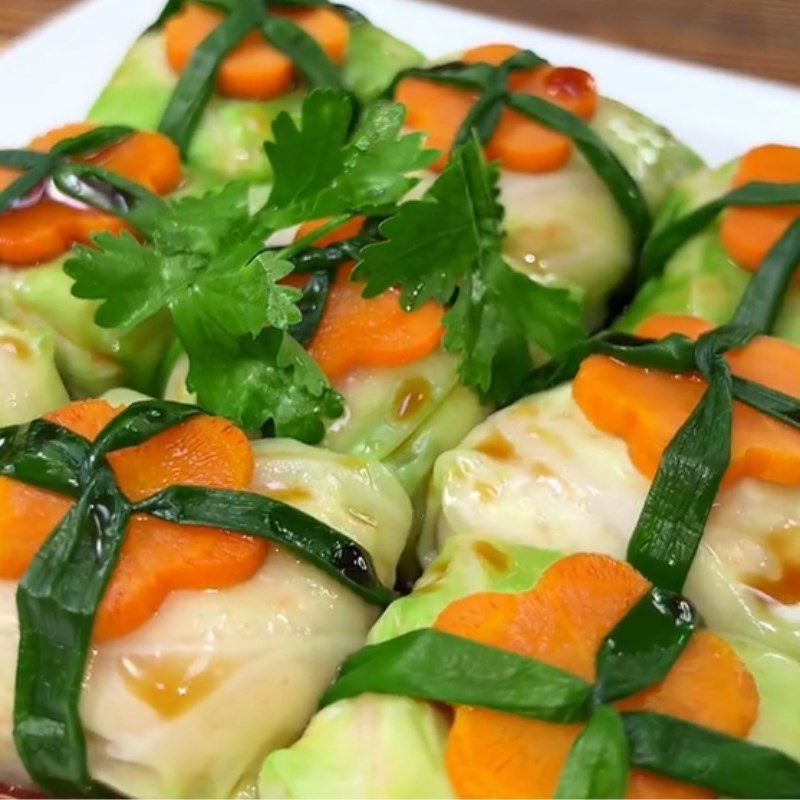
<box><xmin>0</xmin><ymin>399</ymin><xmax>265</xmax><ymax>642</ymax></box>
<box><xmin>434</xmin><ymin>553</ymin><xmax>758</xmax><ymax>799</ymax></box>
<box><xmin>396</xmin><ymin>44</ymin><xmax>598</xmax><ymax>173</ymax></box>
<box><xmin>573</xmin><ymin>314</ymin><xmax>800</xmax><ymax>486</ymax></box>
<box><xmin>0</xmin><ymin>125</ymin><xmax>181</xmax><ymax>267</ymax></box>
<box><xmin>720</xmin><ymin>145</ymin><xmax>800</xmax><ymax>273</ymax></box>
<box><xmin>164</xmin><ymin>3</ymin><xmax>349</xmax><ymax>101</ymax></box>
<box><xmin>293</xmin><ymin>218</ymin><xmax>444</xmax><ymax>382</ymax></box>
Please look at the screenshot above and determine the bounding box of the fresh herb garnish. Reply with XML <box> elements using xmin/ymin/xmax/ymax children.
<box><xmin>355</xmin><ymin>136</ymin><xmax>584</xmax><ymax>404</ymax></box>
<box><xmin>66</xmin><ymin>90</ymin><xmax>433</xmax><ymax>440</ymax></box>
<box><xmin>4</xmin><ymin>399</ymin><xmax>392</xmax><ymax>797</ymax></box>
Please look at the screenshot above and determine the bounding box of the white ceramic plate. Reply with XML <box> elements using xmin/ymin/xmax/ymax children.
<box><xmin>1</xmin><ymin>0</ymin><xmax>800</xmax><ymax>163</ymax></box>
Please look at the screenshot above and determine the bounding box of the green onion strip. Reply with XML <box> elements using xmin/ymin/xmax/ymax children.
<box><xmin>639</xmin><ymin>181</ymin><xmax>800</xmax><ymax>285</ymax></box>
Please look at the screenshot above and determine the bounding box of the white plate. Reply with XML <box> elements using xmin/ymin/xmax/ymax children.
<box><xmin>1</xmin><ymin>0</ymin><xmax>800</xmax><ymax>163</ymax></box>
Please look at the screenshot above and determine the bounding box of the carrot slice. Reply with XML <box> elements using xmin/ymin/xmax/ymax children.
<box><xmin>720</xmin><ymin>145</ymin><xmax>800</xmax><ymax>273</ymax></box>
<box><xmin>0</xmin><ymin>124</ymin><xmax>181</xmax><ymax>267</ymax></box>
<box><xmin>0</xmin><ymin>399</ymin><xmax>265</xmax><ymax>642</ymax></box>
<box><xmin>573</xmin><ymin>314</ymin><xmax>800</xmax><ymax>486</ymax></box>
<box><xmin>434</xmin><ymin>553</ymin><xmax>758</xmax><ymax>799</ymax></box>
<box><xmin>293</xmin><ymin>219</ymin><xmax>444</xmax><ymax>382</ymax></box>
<box><xmin>164</xmin><ymin>3</ymin><xmax>349</xmax><ymax>101</ymax></box>
<box><xmin>27</xmin><ymin>123</ymin><xmax>96</xmax><ymax>154</ymax></box>
<box><xmin>296</xmin><ymin>216</ymin><xmax>365</xmax><ymax>249</ymax></box>
<box><xmin>396</xmin><ymin>44</ymin><xmax>598</xmax><ymax>173</ymax></box>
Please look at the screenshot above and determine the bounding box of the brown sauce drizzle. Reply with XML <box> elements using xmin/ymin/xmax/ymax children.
<box><xmin>0</xmin><ymin>335</ymin><xmax>31</xmax><ymax>360</ymax></box>
<box><xmin>263</xmin><ymin>483</ymin><xmax>312</xmax><ymax>504</ymax></box>
<box><xmin>392</xmin><ymin>378</ymin><xmax>431</xmax><ymax>421</ymax></box>
<box><xmin>474</xmin><ymin>430</ymin><xmax>516</xmax><ymax>462</ymax></box>
<box><xmin>472</xmin><ymin>541</ymin><xmax>510</xmax><ymax>573</ymax></box>
<box><xmin>119</xmin><ymin>655</ymin><xmax>233</xmax><ymax>720</ymax></box>
<box><xmin>746</xmin><ymin>527</ymin><xmax>800</xmax><ymax>605</ymax></box>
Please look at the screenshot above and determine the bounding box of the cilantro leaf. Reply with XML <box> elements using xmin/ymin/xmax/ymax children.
<box><xmin>65</xmin><ymin>230</ymin><xmax>173</xmax><ymax>331</ymax></box>
<box><xmin>66</xmin><ymin>182</ymin><xmax>257</xmax><ymax>334</ymax></box>
<box><xmin>356</xmin><ymin>137</ymin><xmax>584</xmax><ymax>403</ymax></box>
<box><xmin>65</xmin><ymin>89</ymin><xmax>436</xmax><ymax>439</ymax></box>
<box><xmin>263</xmin><ymin>89</ymin><xmax>435</xmax><ymax>227</ymax></box>
<box><xmin>66</xmin><ymin>179</ymin><xmax>322</xmax><ymax>434</ymax></box>
<box><xmin>353</xmin><ymin>154</ymin><xmax>503</xmax><ymax>308</ymax></box>
<box><xmin>184</xmin><ymin>328</ymin><xmax>343</xmax><ymax>442</ymax></box>
<box><xmin>445</xmin><ymin>250</ymin><xmax>584</xmax><ymax>402</ymax></box>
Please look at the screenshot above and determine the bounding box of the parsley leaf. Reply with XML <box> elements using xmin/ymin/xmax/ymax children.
<box><xmin>355</xmin><ymin>137</ymin><xmax>585</xmax><ymax>404</ymax></box>
<box><xmin>354</xmin><ymin>156</ymin><xmax>494</xmax><ymax>308</ymax></box>
<box><xmin>67</xmin><ymin>181</ymin><xmax>257</xmax><ymax>334</ymax></box>
<box><xmin>444</xmin><ymin>249</ymin><xmax>584</xmax><ymax>401</ymax></box>
<box><xmin>179</xmin><ymin>327</ymin><xmax>342</xmax><ymax>442</ymax></box>
<box><xmin>65</xmin><ymin>89</ymin><xmax>434</xmax><ymax>440</ymax></box>
<box><xmin>263</xmin><ymin>89</ymin><xmax>435</xmax><ymax>228</ymax></box>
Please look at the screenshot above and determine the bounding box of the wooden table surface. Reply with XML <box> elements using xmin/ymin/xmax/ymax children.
<box><xmin>2</xmin><ymin>0</ymin><xmax>799</xmax><ymax>85</ymax></box>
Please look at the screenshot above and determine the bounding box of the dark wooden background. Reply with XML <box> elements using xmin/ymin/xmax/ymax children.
<box><xmin>2</xmin><ymin>0</ymin><xmax>799</xmax><ymax>85</ymax></box>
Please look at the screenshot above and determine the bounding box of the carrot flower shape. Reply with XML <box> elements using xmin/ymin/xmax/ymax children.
<box><xmin>293</xmin><ymin>219</ymin><xmax>444</xmax><ymax>382</ymax></box>
<box><xmin>0</xmin><ymin>399</ymin><xmax>265</xmax><ymax>642</ymax></box>
<box><xmin>573</xmin><ymin>314</ymin><xmax>800</xmax><ymax>486</ymax></box>
<box><xmin>164</xmin><ymin>3</ymin><xmax>349</xmax><ymax>101</ymax></box>
<box><xmin>0</xmin><ymin>124</ymin><xmax>181</xmax><ymax>266</ymax></box>
<box><xmin>396</xmin><ymin>44</ymin><xmax>598</xmax><ymax>173</ymax></box>
<box><xmin>720</xmin><ymin>144</ymin><xmax>800</xmax><ymax>273</ymax></box>
<box><xmin>434</xmin><ymin>553</ymin><xmax>758</xmax><ymax>799</ymax></box>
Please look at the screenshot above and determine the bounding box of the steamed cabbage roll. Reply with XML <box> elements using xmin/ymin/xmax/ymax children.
<box><xmin>620</xmin><ymin>144</ymin><xmax>800</xmax><ymax>339</ymax></box>
<box><xmin>0</xmin><ymin>398</ymin><xmax>411</xmax><ymax>798</ymax></box>
<box><xmin>424</xmin><ymin>315</ymin><xmax>800</xmax><ymax>659</ymax></box>
<box><xmin>0</xmin><ymin>124</ymin><xmax>182</xmax><ymax>395</ymax></box>
<box><xmin>260</xmin><ymin>537</ymin><xmax>800</xmax><ymax>798</ymax></box>
<box><xmin>89</xmin><ymin>3</ymin><xmax>422</xmax><ymax>182</ymax></box>
<box><xmin>394</xmin><ymin>44</ymin><xmax>701</xmax><ymax>326</ymax></box>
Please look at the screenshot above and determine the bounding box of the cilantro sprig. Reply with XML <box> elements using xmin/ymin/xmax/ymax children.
<box><xmin>66</xmin><ymin>89</ymin><xmax>434</xmax><ymax>441</ymax></box>
<box><xmin>354</xmin><ymin>136</ymin><xmax>585</xmax><ymax>404</ymax></box>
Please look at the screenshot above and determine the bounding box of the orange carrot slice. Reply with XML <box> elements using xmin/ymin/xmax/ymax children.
<box><xmin>164</xmin><ymin>3</ymin><xmax>349</xmax><ymax>101</ymax></box>
<box><xmin>573</xmin><ymin>314</ymin><xmax>800</xmax><ymax>486</ymax></box>
<box><xmin>293</xmin><ymin>219</ymin><xmax>444</xmax><ymax>382</ymax></box>
<box><xmin>720</xmin><ymin>145</ymin><xmax>800</xmax><ymax>273</ymax></box>
<box><xmin>434</xmin><ymin>553</ymin><xmax>758</xmax><ymax>799</ymax></box>
<box><xmin>0</xmin><ymin>399</ymin><xmax>265</xmax><ymax>642</ymax></box>
<box><xmin>0</xmin><ymin>124</ymin><xmax>181</xmax><ymax>267</ymax></box>
<box><xmin>396</xmin><ymin>44</ymin><xmax>598</xmax><ymax>173</ymax></box>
